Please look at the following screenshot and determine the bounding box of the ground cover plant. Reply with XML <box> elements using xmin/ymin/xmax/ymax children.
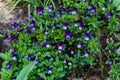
<box><xmin>0</xmin><ymin>0</ymin><xmax>120</xmax><ymax>80</ymax></box>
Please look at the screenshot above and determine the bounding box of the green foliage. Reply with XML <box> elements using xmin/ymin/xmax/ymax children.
<box><xmin>16</xmin><ymin>62</ymin><xmax>36</xmax><ymax>80</ymax></box>
<box><xmin>109</xmin><ymin>63</ymin><xmax>120</xmax><ymax>80</ymax></box>
<box><xmin>0</xmin><ymin>0</ymin><xmax>120</xmax><ymax>80</ymax></box>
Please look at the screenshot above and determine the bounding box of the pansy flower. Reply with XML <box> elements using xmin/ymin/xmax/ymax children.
<box><xmin>34</xmin><ymin>42</ymin><xmax>38</xmax><ymax>47</ymax></box>
<box><xmin>50</xmin><ymin>56</ymin><xmax>54</xmax><ymax>62</ymax></box>
<box><xmin>88</xmin><ymin>4</ymin><xmax>96</xmax><ymax>13</ymax></box>
<box><xmin>35</xmin><ymin>59</ymin><xmax>39</xmax><ymax>64</ymax></box>
<box><xmin>43</xmin><ymin>28</ymin><xmax>49</xmax><ymax>35</ymax></box>
<box><xmin>65</xmin><ymin>30</ymin><xmax>72</xmax><ymax>40</ymax></box>
<box><xmin>11</xmin><ymin>48</ymin><xmax>16</xmax><ymax>54</ymax></box>
<box><xmin>59</xmin><ymin>50</ymin><xmax>63</xmax><ymax>54</ymax></box>
<box><xmin>62</xmin><ymin>22</ymin><xmax>68</xmax><ymax>30</ymax></box>
<box><xmin>54</xmin><ymin>22</ymin><xmax>60</xmax><ymax>28</ymax></box>
<box><xmin>11</xmin><ymin>22</ymin><xmax>17</xmax><ymax>30</ymax></box>
<box><xmin>107</xmin><ymin>11</ymin><xmax>113</xmax><ymax>19</ymax></box>
<box><xmin>77</xmin><ymin>41</ymin><xmax>84</xmax><ymax>48</ymax></box>
<box><xmin>108</xmin><ymin>60</ymin><xmax>113</xmax><ymax>66</ymax></box>
<box><xmin>57</xmin><ymin>42</ymin><xmax>64</xmax><ymax>50</ymax></box>
<box><xmin>48</xmin><ymin>5</ymin><xmax>54</xmax><ymax>12</ymax></box>
<box><xmin>84</xmin><ymin>33</ymin><xmax>91</xmax><ymax>41</ymax></box>
<box><xmin>6</xmin><ymin>61</ymin><xmax>12</xmax><ymax>70</ymax></box>
<box><xmin>70</xmin><ymin>48</ymin><xmax>75</xmax><ymax>55</ymax></box>
<box><xmin>37</xmin><ymin>7</ymin><xmax>44</xmax><ymax>16</ymax></box>
<box><xmin>24</xmin><ymin>28</ymin><xmax>33</xmax><ymax>34</ymax></box>
<box><xmin>42</xmin><ymin>42</ymin><xmax>51</xmax><ymax>48</ymax></box>
<box><xmin>74</xmin><ymin>20</ymin><xmax>79</xmax><ymax>27</ymax></box>
<box><xmin>86</xmin><ymin>14</ymin><xmax>90</xmax><ymax>19</ymax></box>
<box><xmin>55</xmin><ymin>11</ymin><xmax>62</xmax><ymax>18</ymax></box>
<box><xmin>71</xmin><ymin>7</ymin><xmax>77</xmax><ymax>15</ymax></box>
<box><xmin>47</xmin><ymin>70</ymin><xmax>52</xmax><ymax>75</ymax></box>
<box><xmin>12</xmin><ymin>54</ymin><xmax>18</xmax><ymax>61</ymax></box>
<box><xmin>47</xmin><ymin>66</ymin><xmax>53</xmax><ymax>75</ymax></box>
<box><xmin>28</xmin><ymin>54</ymin><xmax>36</xmax><ymax>61</ymax></box>
<box><xmin>68</xmin><ymin>62</ymin><xmax>72</xmax><ymax>66</ymax></box>
<box><xmin>102</xmin><ymin>3</ymin><xmax>107</xmax><ymax>10</ymax></box>
<box><xmin>84</xmin><ymin>50</ymin><xmax>90</xmax><ymax>57</ymax></box>
<box><xmin>63</xmin><ymin>60</ymin><xmax>68</xmax><ymax>65</ymax></box>
<box><xmin>30</xmin><ymin>20</ymin><xmax>36</xmax><ymax>30</ymax></box>
<box><xmin>78</xmin><ymin>22</ymin><xmax>84</xmax><ymax>30</ymax></box>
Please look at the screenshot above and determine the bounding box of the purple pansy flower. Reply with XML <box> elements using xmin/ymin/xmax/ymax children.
<box><xmin>11</xmin><ymin>48</ymin><xmax>16</xmax><ymax>54</ymax></box>
<box><xmin>63</xmin><ymin>60</ymin><xmax>68</xmax><ymax>65</ymax></box>
<box><xmin>55</xmin><ymin>11</ymin><xmax>62</xmax><ymax>18</ymax></box>
<box><xmin>30</xmin><ymin>20</ymin><xmax>36</xmax><ymax>30</ymax></box>
<box><xmin>57</xmin><ymin>42</ymin><xmax>64</xmax><ymax>50</ymax></box>
<box><xmin>86</xmin><ymin>14</ymin><xmax>90</xmax><ymax>19</ymax></box>
<box><xmin>74</xmin><ymin>20</ymin><xmax>79</xmax><ymax>27</ymax></box>
<box><xmin>47</xmin><ymin>66</ymin><xmax>53</xmax><ymax>75</ymax></box>
<box><xmin>37</xmin><ymin>78</ymin><xmax>44</xmax><ymax>80</ymax></box>
<box><xmin>70</xmin><ymin>48</ymin><xmax>75</xmax><ymax>55</ymax></box>
<box><xmin>102</xmin><ymin>3</ymin><xmax>107</xmax><ymax>10</ymax></box>
<box><xmin>59</xmin><ymin>50</ymin><xmax>63</xmax><ymax>54</ymax></box>
<box><xmin>37</xmin><ymin>7</ymin><xmax>44</xmax><ymax>16</ymax></box>
<box><xmin>35</xmin><ymin>59</ymin><xmax>39</xmax><ymax>64</ymax></box>
<box><xmin>84</xmin><ymin>33</ymin><xmax>91</xmax><ymax>41</ymax></box>
<box><xmin>54</xmin><ymin>22</ymin><xmax>60</xmax><ymax>28</ymax></box>
<box><xmin>62</xmin><ymin>22</ymin><xmax>68</xmax><ymax>30</ymax></box>
<box><xmin>68</xmin><ymin>62</ymin><xmax>72</xmax><ymax>66</ymax></box>
<box><xmin>11</xmin><ymin>22</ymin><xmax>17</xmax><ymax>30</ymax></box>
<box><xmin>77</xmin><ymin>41</ymin><xmax>84</xmax><ymax>48</ymax></box>
<box><xmin>84</xmin><ymin>50</ymin><xmax>90</xmax><ymax>57</ymax></box>
<box><xmin>47</xmin><ymin>70</ymin><xmax>52</xmax><ymax>75</ymax></box>
<box><xmin>34</xmin><ymin>42</ymin><xmax>38</xmax><ymax>47</ymax></box>
<box><xmin>43</xmin><ymin>28</ymin><xmax>49</xmax><ymax>35</ymax></box>
<box><xmin>108</xmin><ymin>60</ymin><xmax>113</xmax><ymax>66</ymax></box>
<box><xmin>12</xmin><ymin>54</ymin><xmax>18</xmax><ymax>61</ymax></box>
<box><xmin>28</xmin><ymin>54</ymin><xmax>36</xmax><ymax>61</ymax></box>
<box><xmin>24</xmin><ymin>28</ymin><xmax>33</xmax><ymax>34</ymax></box>
<box><xmin>50</xmin><ymin>56</ymin><xmax>54</xmax><ymax>62</ymax></box>
<box><xmin>71</xmin><ymin>7</ymin><xmax>77</xmax><ymax>15</ymax></box>
<box><xmin>48</xmin><ymin>5</ymin><xmax>54</xmax><ymax>12</ymax></box>
<box><xmin>88</xmin><ymin>5</ymin><xmax>96</xmax><ymax>13</ymax></box>
<box><xmin>6</xmin><ymin>61</ymin><xmax>12</xmax><ymax>70</ymax></box>
<box><xmin>107</xmin><ymin>11</ymin><xmax>113</xmax><ymax>19</ymax></box>
<box><xmin>42</xmin><ymin>42</ymin><xmax>51</xmax><ymax>48</ymax></box>
<box><xmin>78</xmin><ymin>22</ymin><xmax>84</xmax><ymax>30</ymax></box>
<box><xmin>65</xmin><ymin>31</ymin><xmax>72</xmax><ymax>40</ymax></box>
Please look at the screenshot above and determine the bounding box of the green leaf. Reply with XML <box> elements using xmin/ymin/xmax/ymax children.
<box><xmin>0</xmin><ymin>53</ymin><xmax>7</xmax><ymax>60</ymax></box>
<box><xmin>113</xmin><ymin>0</ymin><xmax>120</xmax><ymax>7</ymax></box>
<box><xmin>116</xmin><ymin>5</ymin><xmax>120</xmax><ymax>11</ymax></box>
<box><xmin>0</xmin><ymin>34</ymin><xmax>3</xmax><ymax>38</ymax></box>
<box><xmin>16</xmin><ymin>62</ymin><xmax>36</xmax><ymax>80</ymax></box>
<box><xmin>114</xmin><ymin>42</ymin><xmax>120</xmax><ymax>47</ymax></box>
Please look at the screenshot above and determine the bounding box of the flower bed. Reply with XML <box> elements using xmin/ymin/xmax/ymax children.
<box><xmin>0</xmin><ymin>0</ymin><xmax>120</xmax><ymax>80</ymax></box>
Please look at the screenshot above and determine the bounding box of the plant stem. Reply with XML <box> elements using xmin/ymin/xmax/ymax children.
<box><xmin>96</xmin><ymin>27</ymin><xmax>104</xmax><ymax>79</ymax></box>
